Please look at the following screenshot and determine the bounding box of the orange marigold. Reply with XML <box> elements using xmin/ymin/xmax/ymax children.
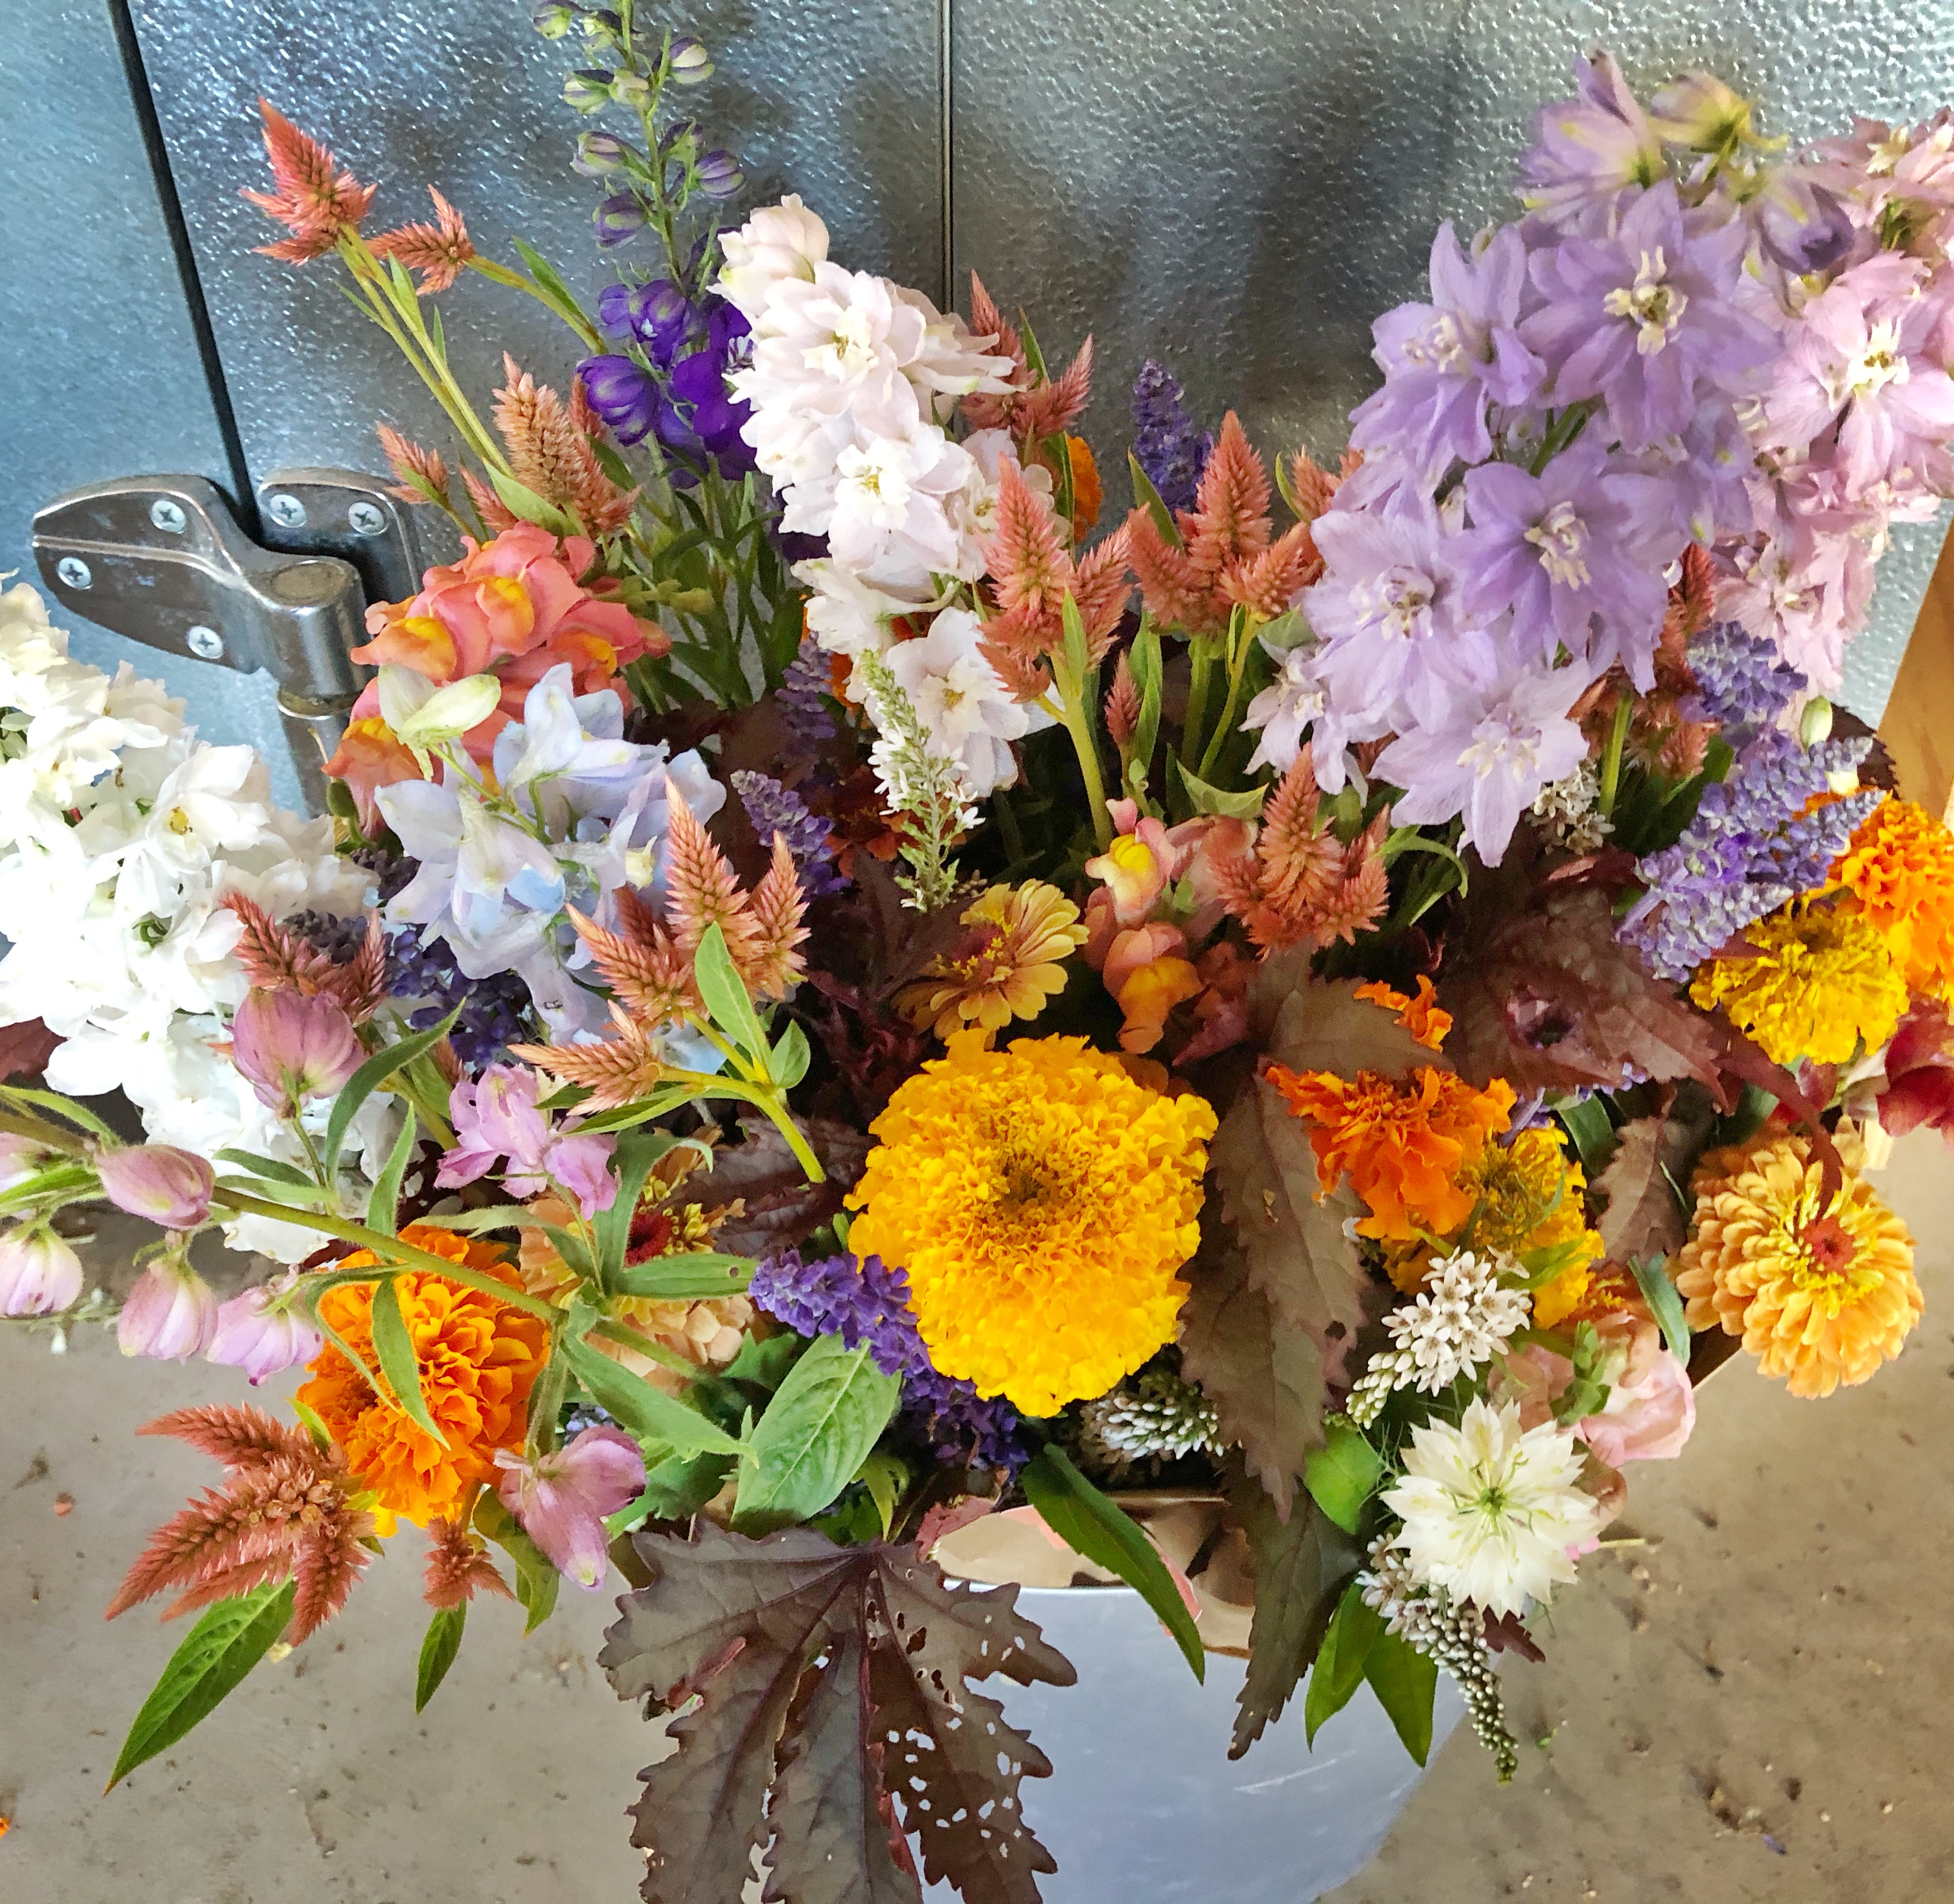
<box><xmin>1673</xmin><ymin>1130</ymin><xmax>1919</xmax><ymax>1398</ymax></box>
<box><xmin>1266</xmin><ymin>1062</ymin><xmax>1516</xmax><ymax>1240</ymax></box>
<box><xmin>1353</xmin><ymin>976</ymin><xmax>1453</xmax><ymax>1051</ymax></box>
<box><xmin>295</xmin><ymin>1226</ymin><xmax>549</xmax><ymax>1525</ymax></box>
<box><xmin>1833</xmin><ymin>795</ymin><xmax>1954</xmax><ymax>997</ymax></box>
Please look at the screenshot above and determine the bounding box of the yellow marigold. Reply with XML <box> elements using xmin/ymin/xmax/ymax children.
<box><xmin>1833</xmin><ymin>796</ymin><xmax>1954</xmax><ymax>997</ymax></box>
<box><xmin>895</xmin><ymin>881</ymin><xmax>1088</xmax><ymax>1040</ymax></box>
<box><xmin>1690</xmin><ymin>901</ymin><xmax>1907</xmax><ymax>1065</ymax></box>
<box><xmin>1267</xmin><ymin>1062</ymin><xmax>1516</xmax><ymax>1242</ymax></box>
<box><xmin>296</xmin><ymin>1225</ymin><xmax>548</xmax><ymax>1525</ymax></box>
<box><xmin>845</xmin><ymin>1031</ymin><xmax>1216</xmax><ymax>1414</ymax></box>
<box><xmin>1673</xmin><ymin>1131</ymin><xmax>1919</xmax><ymax>1398</ymax></box>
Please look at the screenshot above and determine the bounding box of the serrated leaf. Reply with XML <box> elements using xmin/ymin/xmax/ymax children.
<box><xmin>365</xmin><ymin>1108</ymin><xmax>418</xmax><ymax>1233</ymax></box>
<box><xmin>1593</xmin><ymin>1096</ymin><xmax>1717</xmax><ymax>1266</ymax></box>
<box><xmin>1021</xmin><ymin>1444</ymin><xmax>1204</xmax><ymax>1682</ymax></box>
<box><xmin>368</xmin><ymin>1278</ymin><xmax>448</xmax><ymax>1448</ymax></box>
<box><xmin>601</xmin><ymin>1522</ymin><xmax>1074</xmax><ymax>1904</ymax></box>
<box><xmin>474</xmin><ymin>1493</ymin><xmax>559</xmax><ymax>1633</ymax></box>
<box><xmin>610</xmin><ymin>1251</ymin><xmax>754</xmax><ymax>1300</ymax></box>
<box><xmin>324</xmin><ymin>1008</ymin><xmax>459</xmax><ymax>1182</ymax></box>
<box><xmin>692</xmin><ymin>920</ymin><xmax>767</xmax><ymax>1062</ymax></box>
<box><xmin>560</xmin><ymin>1334</ymin><xmax>744</xmax><ymax>1458</ymax></box>
<box><xmin>1303</xmin><ymin>1580</ymin><xmax>1384</xmax><ymax>1745</ymax></box>
<box><xmin>1364</xmin><ymin>1628</ymin><xmax>1438</xmax><ymax>1765</ymax></box>
<box><xmin>487</xmin><ymin>467</ymin><xmax>576</xmax><ymax>536</ymax></box>
<box><xmin>108</xmin><ymin>1580</ymin><xmax>296</xmax><ymax>1788</ymax></box>
<box><xmin>733</xmin><ymin>1336</ymin><xmax>901</xmax><ymax>1534</ymax></box>
<box><xmin>722</xmin><ymin>1330</ymin><xmax>804</xmax><ymax>1390</ymax></box>
<box><xmin>1303</xmin><ymin>1418</ymin><xmax>1384</xmax><ymax>1535</ymax></box>
<box><xmin>416</xmin><ymin>1602</ymin><xmax>467</xmax><ymax>1712</ymax></box>
<box><xmin>1227</xmin><ymin>1464</ymin><xmax>1363</xmax><ymax>1760</ymax></box>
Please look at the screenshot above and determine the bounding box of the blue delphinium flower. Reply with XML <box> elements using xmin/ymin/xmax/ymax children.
<box><xmin>579</xmin><ymin>293</ymin><xmax>754</xmax><ymax>483</ymax></box>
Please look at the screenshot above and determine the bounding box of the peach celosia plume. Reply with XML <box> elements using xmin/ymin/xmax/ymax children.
<box><xmin>241</xmin><ymin>100</ymin><xmax>376</xmax><ymax>262</ymax></box>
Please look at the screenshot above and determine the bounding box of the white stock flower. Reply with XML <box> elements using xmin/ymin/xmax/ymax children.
<box><xmin>1382</xmin><ymin>1397</ymin><xmax>1602</xmax><ymax>1619</ymax></box>
<box><xmin>781</xmin><ymin>425</ymin><xmax>979</xmax><ymax>592</ymax></box>
<box><xmin>716</xmin><ymin>195</ymin><xmax>829</xmax><ymax>320</ymax></box>
<box><xmin>882</xmin><ymin>607</ymin><xmax>1033</xmax><ymax>799</ymax></box>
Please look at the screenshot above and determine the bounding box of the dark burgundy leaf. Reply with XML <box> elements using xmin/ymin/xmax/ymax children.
<box><xmin>0</xmin><ymin>1016</ymin><xmax>61</xmax><ymax>1081</ymax></box>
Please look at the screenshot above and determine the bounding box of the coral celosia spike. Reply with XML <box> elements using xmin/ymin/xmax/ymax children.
<box><xmin>1071</xmin><ymin>526</ymin><xmax>1133</xmax><ymax>657</ymax></box>
<box><xmin>982</xmin><ymin>461</ymin><xmax>1074</xmax><ymax>618</ymax></box>
<box><xmin>1123</xmin><ymin>504</ymin><xmax>1222</xmax><ymax>636</ymax></box>
<box><xmin>368</xmin><ymin>185</ymin><xmax>475</xmax><ymax>292</ymax></box>
<box><xmin>1184</xmin><ymin>412</ymin><xmax>1273</xmax><ymax>582</ymax></box>
<box><xmin>161</xmin><ymin>1551</ymin><xmax>297</xmax><ymax>1623</ymax></box>
<box><xmin>1224</xmin><ymin>521</ymin><xmax>1319</xmax><ymax>622</ymax></box>
<box><xmin>492</xmin><ymin>358</ymin><xmax>635</xmax><ymax>534</ymax></box>
<box><xmin>742</xmin><ymin>834</ymin><xmax>811</xmax><ymax>1002</ymax></box>
<box><xmin>661</xmin><ymin>781</ymin><xmax>763</xmax><ymax>962</ymax></box>
<box><xmin>1105</xmin><ymin>650</ymin><xmax>1142</xmax><ymax>751</ymax></box>
<box><xmin>1256</xmin><ymin>747</ymin><xmax>1339</xmax><ymax>915</ymax></box>
<box><xmin>978</xmin><ymin>635</ymin><xmax>1054</xmax><ymax>704</ymax></box>
<box><xmin>1315</xmin><ymin>811</ymin><xmax>1392</xmax><ymax>946</ymax></box>
<box><xmin>512</xmin><ymin>1005</ymin><xmax>669</xmax><ymax>1109</ymax></box>
<box><xmin>565</xmin><ymin>905</ymin><xmax>698</xmax><ymax>1028</ymax></box>
<box><xmin>462</xmin><ymin>467</ymin><xmax>520</xmax><ymax>534</ymax></box>
<box><xmin>1021</xmin><ymin>336</ymin><xmax>1095</xmax><ymax>441</ymax></box>
<box><xmin>220</xmin><ymin>894</ymin><xmax>338</xmax><ymax>997</ymax></box>
<box><xmin>241</xmin><ymin>100</ymin><xmax>375</xmax><ymax>261</ymax></box>
<box><xmin>960</xmin><ymin>271</ymin><xmax>1029</xmax><ymax>431</ymax></box>
<box><xmin>317</xmin><ymin>914</ymin><xmax>390</xmax><ymax>1026</ymax></box>
<box><xmin>423</xmin><ymin>1517</ymin><xmax>515</xmax><ymax>1610</ymax></box>
<box><xmin>1285</xmin><ymin>446</ymin><xmax>1343</xmax><ymax>527</ymax></box>
<box><xmin>137</xmin><ymin>1403</ymin><xmax>318</xmax><ymax>1471</ymax></box>
<box><xmin>287</xmin><ymin>1515</ymin><xmax>376</xmax><ymax>1645</ymax></box>
<box><xmin>376</xmin><ymin>422</ymin><xmax>451</xmax><ymax>507</ymax></box>
<box><xmin>106</xmin><ymin>1483</ymin><xmax>292</xmax><ymax>1621</ymax></box>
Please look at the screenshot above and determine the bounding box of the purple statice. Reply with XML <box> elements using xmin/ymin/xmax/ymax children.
<box><xmin>1349</xmin><ymin>222</ymin><xmax>1545</xmax><ymax>475</ymax></box>
<box><xmin>1457</xmin><ymin>435</ymin><xmax>1673</xmax><ymax>679</ymax></box>
<box><xmin>579</xmin><ymin>295</ymin><xmax>755</xmax><ymax>483</ymax></box>
<box><xmin>1131</xmin><ymin>360</ymin><xmax>1212</xmax><ymax>513</ymax></box>
<box><xmin>750</xmin><ymin>1250</ymin><xmax>1028</xmax><ymax>1474</ymax></box>
<box><xmin>387</xmin><ymin>925</ymin><xmax>537</xmax><ymax>1072</ymax></box>
<box><xmin>1618</xmin><ymin>729</ymin><xmax>1883</xmax><ymax>980</ymax></box>
<box><xmin>1679</xmin><ymin>620</ymin><xmax>1808</xmax><ymax>742</ymax></box>
<box><xmin>777</xmin><ymin>643</ymin><xmax>838</xmax><ymax>749</ymax></box>
<box><xmin>729</xmin><ymin>769</ymin><xmax>846</xmax><ymax>897</ymax></box>
<box><xmin>1522</xmin><ymin>180</ymin><xmax>1778</xmax><ymax>453</ymax></box>
<box><xmin>1518</xmin><ymin>50</ymin><xmax>1665</xmax><ymax>229</ymax></box>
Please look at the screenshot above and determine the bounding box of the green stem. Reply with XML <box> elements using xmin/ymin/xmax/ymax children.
<box><xmin>590</xmin><ymin>1317</ymin><xmax>704</xmax><ymax>1376</ymax></box>
<box><xmin>1181</xmin><ymin>638</ymin><xmax>1215</xmax><ymax>769</ymax></box>
<box><xmin>217</xmin><ymin>1188</ymin><xmax>564</xmax><ymax>1323</ymax></box>
<box><xmin>1054</xmin><ymin>679</ymin><xmax>1114</xmax><ymax>853</ymax></box>
<box><xmin>1196</xmin><ymin>612</ymin><xmax>1254</xmax><ymax>783</ymax></box>
<box><xmin>1597</xmin><ymin>691</ymin><xmax>1635</xmax><ymax>817</ymax></box>
<box><xmin>469</xmin><ymin>256</ymin><xmax>605</xmax><ymax>354</ymax></box>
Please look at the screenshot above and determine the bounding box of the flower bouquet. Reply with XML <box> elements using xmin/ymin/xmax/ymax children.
<box><xmin>6</xmin><ymin>18</ymin><xmax>1954</xmax><ymax>1900</ymax></box>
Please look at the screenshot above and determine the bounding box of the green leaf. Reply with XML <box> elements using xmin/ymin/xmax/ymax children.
<box><xmin>408</xmin><ymin>1204</ymin><xmax>540</xmax><ymax>1234</ymax></box>
<box><xmin>291</xmin><ymin>1397</ymin><xmax>333</xmax><ymax>1450</ymax></box>
<box><xmin>1020</xmin><ymin>1444</ymin><xmax>1205</xmax><ymax>1683</ymax></box>
<box><xmin>593</xmin><ymin>1126</ymin><xmax>669</xmax><ymax>1293</ymax></box>
<box><xmin>1303</xmin><ymin>1580</ymin><xmax>1384</xmax><ymax>1745</ymax></box>
<box><xmin>539</xmin><ymin>1221</ymin><xmax>596</xmax><ymax>1284</ymax></box>
<box><xmin>1364</xmin><ymin>1629</ymin><xmax>1438</xmax><ymax>1765</ymax></box>
<box><xmin>856</xmin><ymin>1449</ymin><xmax>908</xmax><ymax>1538</ymax></box>
<box><xmin>560</xmin><ymin>1333</ymin><xmax>744</xmax><ymax>1457</ymax></box>
<box><xmin>368</xmin><ymin>1278</ymin><xmax>448</xmax><ymax>1448</ymax></box>
<box><xmin>2</xmin><ymin>1083</ymin><xmax>118</xmax><ymax>1142</ymax></box>
<box><xmin>1128</xmin><ymin>618</ymin><xmax>1164</xmax><ymax>790</ymax></box>
<box><xmin>213</xmin><ymin>1148</ymin><xmax>315</xmax><ymax>1188</ymax></box>
<box><xmin>691</xmin><ymin>920</ymin><xmax>766</xmax><ymax>1062</ymax></box>
<box><xmin>108</xmin><ymin>1581</ymin><xmax>296</xmax><ymax>1788</ymax></box>
<box><xmin>1303</xmin><ymin>1419</ymin><xmax>1384</xmax><ymax>1535</ymax></box>
<box><xmin>722</xmin><ymin>1330</ymin><xmax>804</xmax><ymax>1390</ymax></box>
<box><xmin>1554</xmin><ymin>1092</ymin><xmax>1617</xmax><ymax>1172</ymax></box>
<box><xmin>1127</xmin><ymin>452</ymin><xmax>1182</xmax><ymax>545</ymax></box>
<box><xmin>324</xmin><ymin>1009</ymin><xmax>459</xmax><ymax>1183</ymax></box>
<box><xmin>610</xmin><ymin>1251</ymin><xmax>754</xmax><ymax>1300</ymax></box>
<box><xmin>487</xmin><ymin>468</ymin><xmax>576</xmax><ymax>537</ymax></box>
<box><xmin>1632</xmin><ymin>1252</ymin><xmax>1693</xmax><ymax>1366</ymax></box>
<box><xmin>415</xmin><ymin>1603</ymin><xmax>467</xmax><ymax>1713</ymax></box>
<box><xmin>607</xmin><ymin>1448</ymin><xmax>736</xmax><ymax>1534</ymax></box>
<box><xmin>474</xmin><ymin>1493</ymin><xmax>559</xmax><ymax>1633</ymax></box>
<box><xmin>1169</xmin><ymin>754</ymin><xmax>1267</xmax><ymax>820</ymax></box>
<box><xmin>1059</xmin><ymin>589</ymin><xmax>1092</xmax><ymax>688</ymax></box>
<box><xmin>769</xmin><ymin>1017</ymin><xmax>811</xmax><ymax>1091</ymax></box>
<box><xmin>365</xmin><ymin>1109</ymin><xmax>419</xmax><ymax>1234</ymax></box>
<box><xmin>552</xmin><ymin>1085</ymin><xmax>698</xmax><ymax>1135</ymax></box>
<box><xmin>511</xmin><ymin>237</ymin><xmax>591</xmax><ymax>331</ymax></box>
<box><xmin>732</xmin><ymin>1335</ymin><xmax>902</xmax><ymax>1535</ymax></box>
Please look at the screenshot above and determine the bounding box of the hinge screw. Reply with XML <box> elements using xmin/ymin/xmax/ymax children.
<box><xmin>346</xmin><ymin>500</ymin><xmax>388</xmax><ymax>537</ymax></box>
<box><xmin>266</xmin><ymin>493</ymin><xmax>309</xmax><ymax>530</ymax></box>
<box><xmin>185</xmin><ymin>625</ymin><xmax>225</xmax><ymax>661</ymax></box>
<box><xmin>55</xmin><ymin>557</ymin><xmax>93</xmax><ymax>590</ymax></box>
<box><xmin>149</xmin><ymin>497</ymin><xmax>189</xmax><ymax>535</ymax></box>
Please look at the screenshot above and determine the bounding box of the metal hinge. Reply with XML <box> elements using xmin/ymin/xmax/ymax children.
<box><xmin>31</xmin><ymin>470</ymin><xmax>422</xmax><ymax>812</ymax></box>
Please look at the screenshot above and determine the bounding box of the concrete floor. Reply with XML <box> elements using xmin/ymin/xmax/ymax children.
<box><xmin>0</xmin><ymin>1135</ymin><xmax>1948</xmax><ymax>1904</ymax></box>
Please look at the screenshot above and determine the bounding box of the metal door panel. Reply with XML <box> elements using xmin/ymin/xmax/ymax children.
<box><xmin>949</xmin><ymin>0</ymin><xmax>1954</xmax><ymax>720</ymax></box>
<box><xmin>4</xmin><ymin>1</ymin><xmax>293</xmax><ymax>796</ymax></box>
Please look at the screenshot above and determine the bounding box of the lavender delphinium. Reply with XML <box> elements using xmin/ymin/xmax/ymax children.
<box><xmin>1619</xmin><ymin>729</ymin><xmax>1883</xmax><ymax>980</ymax></box>
<box><xmin>730</xmin><ymin>769</ymin><xmax>847</xmax><ymax>896</ymax></box>
<box><xmin>1681</xmin><ymin>620</ymin><xmax>1809</xmax><ymax>744</ymax></box>
<box><xmin>749</xmin><ymin>1249</ymin><xmax>1028</xmax><ymax>1473</ymax></box>
<box><xmin>1131</xmin><ymin>360</ymin><xmax>1212</xmax><ymax>513</ymax></box>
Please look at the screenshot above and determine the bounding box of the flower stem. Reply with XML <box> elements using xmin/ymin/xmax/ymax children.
<box><xmin>1196</xmin><ymin>609</ymin><xmax>1254</xmax><ymax>783</ymax></box>
<box><xmin>1597</xmin><ymin>691</ymin><xmax>1635</xmax><ymax>817</ymax></box>
<box><xmin>1181</xmin><ymin>638</ymin><xmax>1215</xmax><ymax>769</ymax></box>
<box><xmin>1057</xmin><ymin>689</ymin><xmax>1115</xmax><ymax>853</ymax></box>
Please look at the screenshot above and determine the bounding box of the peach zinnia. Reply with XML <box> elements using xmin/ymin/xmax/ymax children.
<box><xmin>296</xmin><ymin>1225</ymin><xmax>549</xmax><ymax>1524</ymax></box>
<box><xmin>1674</xmin><ymin>1131</ymin><xmax>1919</xmax><ymax>1398</ymax></box>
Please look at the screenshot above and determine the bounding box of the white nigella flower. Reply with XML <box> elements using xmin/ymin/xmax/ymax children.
<box><xmin>1382</xmin><ymin>1249</ymin><xmax>1531</xmax><ymax>1394</ymax></box>
<box><xmin>882</xmin><ymin>607</ymin><xmax>1033</xmax><ymax>799</ymax></box>
<box><xmin>1382</xmin><ymin>1397</ymin><xmax>1602</xmax><ymax>1618</ymax></box>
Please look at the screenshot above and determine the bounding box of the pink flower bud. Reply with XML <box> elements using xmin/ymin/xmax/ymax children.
<box><xmin>208</xmin><ymin>1270</ymin><xmax>322</xmax><ymax>1383</ymax></box>
<box><xmin>494</xmin><ymin>1425</ymin><xmax>645</xmax><ymax>1589</ymax></box>
<box><xmin>95</xmin><ymin>1143</ymin><xmax>215</xmax><ymax>1230</ymax></box>
<box><xmin>0</xmin><ymin>1132</ymin><xmax>57</xmax><ymax>1194</ymax></box>
<box><xmin>230</xmin><ymin>990</ymin><xmax>363</xmax><ymax>1116</ymax></box>
<box><xmin>118</xmin><ymin>1257</ymin><xmax>219</xmax><ymax>1361</ymax></box>
<box><xmin>0</xmin><ymin>1227</ymin><xmax>84</xmax><ymax>1316</ymax></box>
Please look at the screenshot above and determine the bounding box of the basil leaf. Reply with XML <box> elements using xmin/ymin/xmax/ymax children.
<box><xmin>1304</xmin><ymin>1419</ymin><xmax>1384</xmax><ymax>1534</ymax></box>
<box><xmin>732</xmin><ymin>1336</ymin><xmax>901</xmax><ymax>1535</ymax></box>
<box><xmin>415</xmin><ymin>1603</ymin><xmax>467</xmax><ymax>1713</ymax></box>
<box><xmin>1020</xmin><ymin>1444</ymin><xmax>1205</xmax><ymax>1682</ymax></box>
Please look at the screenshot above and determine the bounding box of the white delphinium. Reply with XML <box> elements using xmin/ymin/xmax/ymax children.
<box><xmin>1529</xmin><ymin>757</ymin><xmax>1613</xmax><ymax>851</ymax></box>
<box><xmin>715</xmin><ymin>194</ymin><xmax>829</xmax><ymax>320</ymax></box>
<box><xmin>882</xmin><ymin>608</ymin><xmax>1042</xmax><ymax>801</ymax></box>
<box><xmin>1346</xmin><ymin>1249</ymin><xmax>1530</xmax><ymax>1425</ymax></box>
<box><xmin>781</xmin><ymin>423</ymin><xmax>982</xmax><ymax>590</ymax></box>
<box><xmin>1382</xmin><ymin>1397</ymin><xmax>1601</xmax><ymax>1619</ymax></box>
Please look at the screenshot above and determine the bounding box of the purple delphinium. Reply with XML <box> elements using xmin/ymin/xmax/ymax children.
<box><xmin>749</xmin><ymin>1250</ymin><xmax>1028</xmax><ymax>1474</ymax></box>
<box><xmin>579</xmin><ymin>297</ymin><xmax>755</xmax><ymax>482</ymax></box>
<box><xmin>387</xmin><ymin>924</ymin><xmax>538</xmax><ymax>1072</ymax></box>
<box><xmin>1458</xmin><ymin>436</ymin><xmax>1674</xmax><ymax>680</ymax></box>
<box><xmin>1349</xmin><ymin>222</ymin><xmax>1546</xmax><ymax>475</ymax></box>
<box><xmin>777</xmin><ymin>643</ymin><xmax>838</xmax><ymax>749</ymax></box>
<box><xmin>1679</xmin><ymin>620</ymin><xmax>1808</xmax><ymax>742</ymax></box>
<box><xmin>1618</xmin><ymin>730</ymin><xmax>1882</xmax><ymax>980</ymax></box>
<box><xmin>1522</xmin><ymin>179</ymin><xmax>1778</xmax><ymax>453</ymax></box>
<box><xmin>729</xmin><ymin>769</ymin><xmax>848</xmax><ymax>896</ymax></box>
<box><xmin>1518</xmin><ymin>50</ymin><xmax>1666</xmax><ymax>230</ymax></box>
<box><xmin>1131</xmin><ymin>360</ymin><xmax>1213</xmax><ymax>513</ymax></box>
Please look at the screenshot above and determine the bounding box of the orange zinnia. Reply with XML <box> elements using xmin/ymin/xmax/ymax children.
<box><xmin>1268</xmin><ymin>1063</ymin><xmax>1515</xmax><ymax>1240</ymax></box>
<box><xmin>296</xmin><ymin>1225</ymin><xmax>549</xmax><ymax>1526</ymax></box>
